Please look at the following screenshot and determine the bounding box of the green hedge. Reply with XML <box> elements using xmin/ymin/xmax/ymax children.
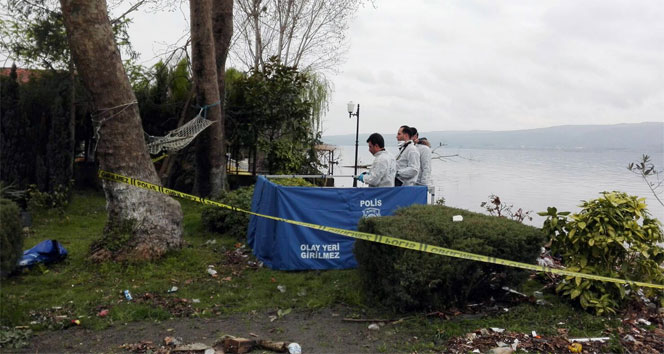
<box><xmin>201</xmin><ymin>178</ymin><xmax>313</xmax><ymax>240</ymax></box>
<box><xmin>354</xmin><ymin>204</ymin><xmax>546</xmax><ymax>311</ymax></box>
<box><xmin>1</xmin><ymin>199</ymin><xmax>23</xmax><ymax>277</ymax></box>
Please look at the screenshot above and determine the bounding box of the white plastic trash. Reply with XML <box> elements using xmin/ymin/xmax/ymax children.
<box><xmin>287</xmin><ymin>342</ymin><xmax>302</xmax><ymax>354</ymax></box>
<box><xmin>452</xmin><ymin>215</ymin><xmax>463</xmax><ymax>222</ymax></box>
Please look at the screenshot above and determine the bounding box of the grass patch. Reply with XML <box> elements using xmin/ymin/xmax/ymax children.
<box><xmin>0</xmin><ymin>190</ymin><xmax>623</xmax><ymax>350</ymax></box>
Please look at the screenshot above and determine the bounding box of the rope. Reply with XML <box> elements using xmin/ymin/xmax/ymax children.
<box><xmin>91</xmin><ymin>100</ymin><xmax>138</xmax><ymax>154</ymax></box>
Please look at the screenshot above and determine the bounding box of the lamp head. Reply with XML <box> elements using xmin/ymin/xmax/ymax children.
<box><xmin>347</xmin><ymin>101</ymin><xmax>357</xmax><ymax>114</ymax></box>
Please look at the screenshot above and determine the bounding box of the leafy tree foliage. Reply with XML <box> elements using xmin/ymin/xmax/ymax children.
<box><xmin>540</xmin><ymin>192</ymin><xmax>664</xmax><ymax>315</ymax></box>
<box><xmin>226</xmin><ymin>58</ymin><xmax>322</xmax><ymax>174</ymax></box>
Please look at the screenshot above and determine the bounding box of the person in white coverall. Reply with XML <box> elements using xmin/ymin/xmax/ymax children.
<box><xmin>411</xmin><ymin>128</ymin><xmax>432</xmax><ymax>189</ymax></box>
<box><xmin>356</xmin><ymin>133</ymin><xmax>396</xmax><ymax>187</ymax></box>
<box><xmin>394</xmin><ymin>126</ymin><xmax>420</xmax><ymax>186</ymax></box>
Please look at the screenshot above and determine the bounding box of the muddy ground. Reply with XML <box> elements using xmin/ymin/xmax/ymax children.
<box><xmin>11</xmin><ymin>304</ymin><xmax>664</xmax><ymax>353</ymax></box>
<box><xmin>15</xmin><ymin>307</ymin><xmax>404</xmax><ymax>353</ymax></box>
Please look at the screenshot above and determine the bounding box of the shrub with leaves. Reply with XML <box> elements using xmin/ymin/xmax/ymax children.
<box><xmin>201</xmin><ymin>178</ymin><xmax>312</xmax><ymax>239</ymax></box>
<box><xmin>540</xmin><ymin>191</ymin><xmax>664</xmax><ymax>315</ymax></box>
<box><xmin>26</xmin><ymin>181</ymin><xmax>73</xmax><ymax>214</ymax></box>
<box><xmin>0</xmin><ymin>198</ymin><xmax>23</xmax><ymax>277</ymax></box>
<box><xmin>355</xmin><ymin>204</ymin><xmax>546</xmax><ymax>311</ymax></box>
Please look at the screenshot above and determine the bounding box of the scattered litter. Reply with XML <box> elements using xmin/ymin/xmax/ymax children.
<box><xmin>222</xmin><ymin>276</ymin><xmax>232</xmax><ymax>282</ymax></box>
<box><xmin>466</xmin><ymin>333</ymin><xmax>477</xmax><ymax>341</ymax></box>
<box><xmin>569</xmin><ymin>337</ymin><xmax>610</xmax><ymax>343</ymax></box>
<box><xmin>287</xmin><ymin>342</ymin><xmax>301</xmax><ymax>354</ymax></box>
<box><xmin>97</xmin><ymin>309</ymin><xmax>109</xmax><ymax>317</ymax></box>
<box><xmin>568</xmin><ymin>342</ymin><xmax>583</xmax><ymax>353</ymax></box>
<box><xmin>269</xmin><ymin>315</ymin><xmax>278</xmax><ymax>322</ymax></box>
<box><xmin>453</xmin><ymin>215</ymin><xmax>463</xmax><ymax>222</ymax></box>
<box><xmin>637</xmin><ymin>318</ymin><xmax>652</xmax><ymax>326</ymax></box>
<box><xmin>472</xmin><ymin>349</ymin><xmax>480</xmax><ymax>353</ymax></box>
<box><xmin>502</xmin><ymin>286</ymin><xmax>527</xmax><ymax>297</ymax></box>
<box><xmin>368</xmin><ymin>323</ymin><xmax>380</xmax><ymax>331</ymax></box>
<box><xmin>533</xmin><ymin>291</ymin><xmax>543</xmax><ymax>297</ymax></box>
<box><xmin>164</xmin><ymin>336</ymin><xmax>182</xmax><ymax>346</ymax></box>
<box><xmin>205</xmin><ymin>239</ymin><xmax>217</xmax><ymax>245</ymax></box>
<box><xmin>536</xmin><ymin>299</ymin><xmax>552</xmax><ymax>306</ymax></box>
<box><xmin>167</xmin><ymin>286</ymin><xmax>179</xmax><ymax>293</ymax></box>
<box><xmin>249</xmin><ymin>333</ymin><xmax>259</xmax><ymax>337</ymax></box>
<box><xmin>511</xmin><ymin>339</ymin><xmax>519</xmax><ymax>351</ymax></box>
<box><xmin>503</xmin><ymin>308</ymin><xmax>509</xmax><ymax>312</ymax></box>
<box><xmin>207</xmin><ymin>268</ymin><xmax>218</xmax><ymax>277</ymax></box>
<box><xmin>480</xmin><ymin>328</ymin><xmax>490</xmax><ymax>336</ymax></box>
<box><xmin>192</xmin><ymin>299</ymin><xmax>200</xmax><ymax>303</ymax></box>
<box><xmin>123</xmin><ymin>290</ymin><xmax>133</xmax><ymax>301</ymax></box>
<box><xmin>531</xmin><ymin>331</ymin><xmax>537</xmax><ymax>338</ymax></box>
<box><xmin>277</xmin><ymin>285</ymin><xmax>286</xmax><ymax>293</ymax></box>
<box><xmin>71</xmin><ymin>319</ymin><xmax>80</xmax><ymax>326</ymax></box>
<box><xmin>624</xmin><ymin>334</ymin><xmax>636</xmax><ymax>342</ymax></box>
<box><xmin>491</xmin><ymin>327</ymin><xmax>505</xmax><ymax>333</ymax></box>
<box><xmin>496</xmin><ymin>341</ymin><xmax>508</xmax><ymax>347</ymax></box>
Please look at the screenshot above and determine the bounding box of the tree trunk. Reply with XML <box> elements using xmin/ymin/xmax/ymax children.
<box><xmin>59</xmin><ymin>0</ymin><xmax>183</xmax><ymax>261</ymax></box>
<box><xmin>212</xmin><ymin>0</ymin><xmax>234</xmax><ymax>192</ymax></box>
<box><xmin>191</xmin><ymin>0</ymin><xmax>224</xmax><ymax>198</ymax></box>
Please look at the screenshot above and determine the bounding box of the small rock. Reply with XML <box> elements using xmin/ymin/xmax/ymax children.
<box><xmin>368</xmin><ymin>323</ymin><xmax>380</xmax><ymax>331</ymax></box>
<box><xmin>487</xmin><ymin>347</ymin><xmax>514</xmax><ymax>354</ymax></box>
<box><xmin>490</xmin><ymin>327</ymin><xmax>505</xmax><ymax>333</ymax></box>
<box><xmin>173</xmin><ymin>343</ymin><xmax>212</xmax><ymax>352</ymax></box>
<box><xmin>287</xmin><ymin>342</ymin><xmax>301</xmax><ymax>354</ymax></box>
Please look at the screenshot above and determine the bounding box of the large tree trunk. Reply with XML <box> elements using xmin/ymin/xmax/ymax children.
<box><xmin>191</xmin><ymin>0</ymin><xmax>225</xmax><ymax>197</ymax></box>
<box><xmin>212</xmin><ymin>0</ymin><xmax>234</xmax><ymax>192</ymax></box>
<box><xmin>59</xmin><ymin>0</ymin><xmax>183</xmax><ymax>261</ymax></box>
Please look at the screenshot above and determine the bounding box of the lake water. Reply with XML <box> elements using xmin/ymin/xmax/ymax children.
<box><xmin>331</xmin><ymin>145</ymin><xmax>664</xmax><ymax>227</ymax></box>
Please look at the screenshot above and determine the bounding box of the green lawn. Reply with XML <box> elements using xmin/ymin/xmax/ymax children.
<box><xmin>0</xmin><ymin>190</ymin><xmax>619</xmax><ymax>351</ymax></box>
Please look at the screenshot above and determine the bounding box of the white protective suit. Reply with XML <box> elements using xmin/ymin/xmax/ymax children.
<box><xmin>395</xmin><ymin>140</ymin><xmax>420</xmax><ymax>186</ymax></box>
<box><xmin>416</xmin><ymin>143</ymin><xmax>432</xmax><ymax>187</ymax></box>
<box><xmin>363</xmin><ymin>149</ymin><xmax>397</xmax><ymax>187</ymax></box>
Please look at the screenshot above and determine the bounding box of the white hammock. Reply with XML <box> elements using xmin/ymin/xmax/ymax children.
<box><xmin>145</xmin><ymin>108</ymin><xmax>216</xmax><ymax>155</ymax></box>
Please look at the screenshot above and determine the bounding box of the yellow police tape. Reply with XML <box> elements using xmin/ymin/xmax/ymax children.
<box><xmin>98</xmin><ymin>170</ymin><xmax>664</xmax><ymax>290</ymax></box>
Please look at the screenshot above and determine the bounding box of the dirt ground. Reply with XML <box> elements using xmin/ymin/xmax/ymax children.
<box><xmin>12</xmin><ymin>304</ymin><xmax>664</xmax><ymax>354</ymax></box>
<box><xmin>15</xmin><ymin>307</ymin><xmax>403</xmax><ymax>353</ymax></box>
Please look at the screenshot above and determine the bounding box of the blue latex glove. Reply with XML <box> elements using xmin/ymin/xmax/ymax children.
<box><xmin>357</xmin><ymin>172</ymin><xmax>367</xmax><ymax>183</ymax></box>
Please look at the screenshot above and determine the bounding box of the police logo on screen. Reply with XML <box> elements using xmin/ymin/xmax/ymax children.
<box><xmin>362</xmin><ymin>207</ymin><xmax>381</xmax><ymax>218</ymax></box>
<box><xmin>360</xmin><ymin>199</ymin><xmax>382</xmax><ymax>218</ymax></box>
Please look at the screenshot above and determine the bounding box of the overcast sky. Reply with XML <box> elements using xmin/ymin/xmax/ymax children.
<box><xmin>126</xmin><ymin>0</ymin><xmax>664</xmax><ymax>137</ymax></box>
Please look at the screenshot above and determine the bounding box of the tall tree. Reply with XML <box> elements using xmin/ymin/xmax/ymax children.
<box><xmin>232</xmin><ymin>0</ymin><xmax>362</xmax><ymax>73</ymax></box>
<box><xmin>59</xmin><ymin>0</ymin><xmax>183</xmax><ymax>261</ymax></box>
<box><xmin>190</xmin><ymin>0</ymin><xmax>224</xmax><ymax>197</ymax></box>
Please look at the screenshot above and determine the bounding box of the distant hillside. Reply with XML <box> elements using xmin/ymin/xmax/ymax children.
<box><xmin>322</xmin><ymin>122</ymin><xmax>664</xmax><ymax>152</ymax></box>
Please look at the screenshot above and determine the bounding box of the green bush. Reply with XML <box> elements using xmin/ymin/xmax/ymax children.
<box><xmin>201</xmin><ymin>178</ymin><xmax>312</xmax><ymax>239</ymax></box>
<box><xmin>0</xmin><ymin>199</ymin><xmax>23</xmax><ymax>277</ymax></box>
<box><xmin>540</xmin><ymin>191</ymin><xmax>664</xmax><ymax>315</ymax></box>
<box><xmin>354</xmin><ymin>204</ymin><xmax>546</xmax><ymax>311</ymax></box>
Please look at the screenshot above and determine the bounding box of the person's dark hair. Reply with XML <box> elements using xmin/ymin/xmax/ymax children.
<box><xmin>410</xmin><ymin>127</ymin><xmax>418</xmax><ymax>137</ymax></box>
<box><xmin>399</xmin><ymin>125</ymin><xmax>413</xmax><ymax>139</ymax></box>
<box><xmin>366</xmin><ymin>133</ymin><xmax>385</xmax><ymax>148</ymax></box>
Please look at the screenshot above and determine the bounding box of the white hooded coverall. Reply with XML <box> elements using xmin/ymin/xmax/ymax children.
<box><xmin>395</xmin><ymin>141</ymin><xmax>420</xmax><ymax>186</ymax></box>
<box><xmin>416</xmin><ymin>143</ymin><xmax>432</xmax><ymax>187</ymax></box>
<box><xmin>363</xmin><ymin>149</ymin><xmax>397</xmax><ymax>187</ymax></box>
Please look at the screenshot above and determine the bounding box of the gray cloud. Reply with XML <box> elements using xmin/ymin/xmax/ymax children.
<box><xmin>323</xmin><ymin>0</ymin><xmax>664</xmax><ymax>136</ymax></box>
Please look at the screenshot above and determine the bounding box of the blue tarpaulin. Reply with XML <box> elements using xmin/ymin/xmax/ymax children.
<box><xmin>17</xmin><ymin>239</ymin><xmax>68</xmax><ymax>268</ymax></box>
<box><xmin>248</xmin><ymin>176</ymin><xmax>427</xmax><ymax>270</ymax></box>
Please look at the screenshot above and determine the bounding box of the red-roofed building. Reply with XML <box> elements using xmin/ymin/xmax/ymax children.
<box><xmin>0</xmin><ymin>67</ymin><xmax>41</xmax><ymax>84</ymax></box>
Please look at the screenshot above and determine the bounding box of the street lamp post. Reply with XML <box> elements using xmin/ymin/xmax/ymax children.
<box><xmin>347</xmin><ymin>101</ymin><xmax>360</xmax><ymax>187</ymax></box>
